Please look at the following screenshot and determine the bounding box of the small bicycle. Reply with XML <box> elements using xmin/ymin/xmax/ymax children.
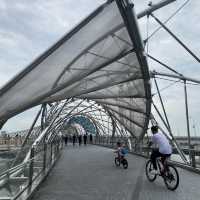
<box><xmin>145</xmin><ymin>157</ymin><xmax>179</xmax><ymax>190</ymax></box>
<box><xmin>114</xmin><ymin>153</ymin><xmax>128</xmax><ymax>169</ymax></box>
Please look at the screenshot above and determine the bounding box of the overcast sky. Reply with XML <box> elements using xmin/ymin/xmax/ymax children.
<box><xmin>0</xmin><ymin>0</ymin><xmax>200</xmax><ymax>136</ymax></box>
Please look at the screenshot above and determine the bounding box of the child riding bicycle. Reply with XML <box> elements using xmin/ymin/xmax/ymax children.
<box><xmin>114</xmin><ymin>141</ymin><xmax>128</xmax><ymax>160</ymax></box>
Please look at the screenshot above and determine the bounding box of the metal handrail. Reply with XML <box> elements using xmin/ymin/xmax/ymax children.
<box><xmin>95</xmin><ymin>136</ymin><xmax>200</xmax><ymax>173</ymax></box>
<box><xmin>0</xmin><ymin>137</ymin><xmax>64</xmax><ymax>200</ymax></box>
<box><xmin>0</xmin><ymin>158</ymin><xmax>32</xmax><ymax>179</ymax></box>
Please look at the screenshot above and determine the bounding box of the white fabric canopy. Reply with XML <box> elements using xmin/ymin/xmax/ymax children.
<box><xmin>0</xmin><ymin>0</ymin><xmax>151</xmax><ymax>138</ymax></box>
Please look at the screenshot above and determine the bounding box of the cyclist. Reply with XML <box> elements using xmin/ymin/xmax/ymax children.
<box><xmin>149</xmin><ymin>125</ymin><xmax>172</xmax><ymax>174</ymax></box>
<box><xmin>114</xmin><ymin>141</ymin><xmax>127</xmax><ymax>160</ymax></box>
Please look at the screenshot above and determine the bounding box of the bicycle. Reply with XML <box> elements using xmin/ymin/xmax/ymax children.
<box><xmin>114</xmin><ymin>153</ymin><xmax>128</xmax><ymax>169</ymax></box>
<box><xmin>145</xmin><ymin>156</ymin><xmax>179</xmax><ymax>190</ymax></box>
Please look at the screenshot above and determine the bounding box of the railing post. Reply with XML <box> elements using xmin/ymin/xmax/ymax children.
<box><xmin>57</xmin><ymin>139</ymin><xmax>59</xmax><ymax>154</ymax></box>
<box><xmin>184</xmin><ymin>80</ymin><xmax>192</xmax><ymax>164</ymax></box>
<box><xmin>191</xmin><ymin>145</ymin><xmax>196</xmax><ymax>168</ymax></box>
<box><xmin>55</xmin><ymin>139</ymin><xmax>58</xmax><ymax>157</ymax></box>
<box><xmin>60</xmin><ymin>138</ymin><xmax>63</xmax><ymax>150</ymax></box>
<box><xmin>29</xmin><ymin>147</ymin><xmax>34</xmax><ymax>186</ymax></box>
<box><xmin>112</xmin><ymin>137</ymin><xmax>114</xmax><ymax>148</ymax></box>
<box><xmin>94</xmin><ymin>136</ymin><xmax>95</xmax><ymax>144</ymax></box>
<box><xmin>50</xmin><ymin>142</ymin><xmax>53</xmax><ymax>164</ymax></box>
<box><xmin>134</xmin><ymin>139</ymin><xmax>137</xmax><ymax>152</ymax></box>
<box><xmin>7</xmin><ymin>136</ymin><xmax>10</xmax><ymax>151</ymax></box>
<box><xmin>43</xmin><ymin>142</ymin><xmax>47</xmax><ymax>172</ymax></box>
<box><xmin>57</xmin><ymin>139</ymin><xmax>60</xmax><ymax>153</ymax></box>
<box><xmin>6</xmin><ymin>161</ymin><xmax>10</xmax><ymax>182</ymax></box>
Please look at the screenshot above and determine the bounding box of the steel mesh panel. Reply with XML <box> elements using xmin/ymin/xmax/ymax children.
<box><xmin>0</xmin><ymin>1</ymin><xmax>151</xmax><ymax>138</ymax></box>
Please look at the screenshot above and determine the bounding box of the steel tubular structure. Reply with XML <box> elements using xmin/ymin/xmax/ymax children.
<box><xmin>0</xmin><ymin>0</ymin><xmax>200</xmax><ymax>199</ymax></box>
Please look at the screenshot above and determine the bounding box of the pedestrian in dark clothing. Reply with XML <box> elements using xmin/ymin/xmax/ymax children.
<box><xmin>89</xmin><ymin>134</ymin><xmax>93</xmax><ymax>144</ymax></box>
<box><xmin>83</xmin><ymin>134</ymin><xmax>87</xmax><ymax>146</ymax></box>
<box><xmin>78</xmin><ymin>135</ymin><xmax>82</xmax><ymax>146</ymax></box>
<box><xmin>64</xmin><ymin>135</ymin><xmax>68</xmax><ymax>146</ymax></box>
<box><xmin>72</xmin><ymin>134</ymin><xmax>76</xmax><ymax>146</ymax></box>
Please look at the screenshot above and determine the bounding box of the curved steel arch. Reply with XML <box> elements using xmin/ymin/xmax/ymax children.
<box><xmin>0</xmin><ymin>0</ymin><xmax>151</xmax><ymax>139</ymax></box>
<box><xmin>65</xmin><ymin>114</ymin><xmax>98</xmax><ymax>135</ymax></box>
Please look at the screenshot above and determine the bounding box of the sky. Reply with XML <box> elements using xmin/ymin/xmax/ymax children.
<box><xmin>0</xmin><ymin>0</ymin><xmax>200</xmax><ymax>136</ymax></box>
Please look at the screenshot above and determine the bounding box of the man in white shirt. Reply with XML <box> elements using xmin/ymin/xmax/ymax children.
<box><xmin>150</xmin><ymin>125</ymin><xmax>172</xmax><ymax>174</ymax></box>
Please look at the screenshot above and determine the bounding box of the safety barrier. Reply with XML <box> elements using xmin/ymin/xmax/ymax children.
<box><xmin>94</xmin><ymin>136</ymin><xmax>200</xmax><ymax>174</ymax></box>
<box><xmin>0</xmin><ymin>137</ymin><xmax>63</xmax><ymax>200</ymax></box>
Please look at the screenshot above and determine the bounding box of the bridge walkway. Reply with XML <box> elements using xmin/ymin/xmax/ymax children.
<box><xmin>31</xmin><ymin>145</ymin><xmax>200</xmax><ymax>200</ymax></box>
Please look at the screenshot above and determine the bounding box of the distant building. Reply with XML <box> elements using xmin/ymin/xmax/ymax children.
<box><xmin>0</xmin><ymin>130</ymin><xmax>7</xmax><ymax>136</ymax></box>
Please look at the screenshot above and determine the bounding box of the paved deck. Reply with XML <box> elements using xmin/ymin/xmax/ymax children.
<box><xmin>31</xmin><ymin>145</ymin><xmax>200</xmax><ymax>200</ymax></box>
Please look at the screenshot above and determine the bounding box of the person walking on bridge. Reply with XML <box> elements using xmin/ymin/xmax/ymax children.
<box><xmin>83</xmin><ymin>134</ymin><xmax>87</xmax><ymax>146</ymax></box>
<box><xmin>72</xmin><ymin>134</ymin><xmax>76</xmax><ymax>147</ymax></box>
<box><xmin>78</xmin><ymin>135</ymin><xmax>82</xmax><ymax>146</ymax></box>
<box><xmin>64</xmin><ymin>135</ymin><xmax>68</xmax><ymax>146</ymax></box>
<box><xmin>89</xmin><ymin>134</ymin><xmax>93</xmax><ymax>144</ymax></box>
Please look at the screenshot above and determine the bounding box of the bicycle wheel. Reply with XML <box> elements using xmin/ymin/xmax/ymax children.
<box><xmin>163</xmin><ymin>164</ymin><xmax>179</xmax><ymax>191</ymax></box>
<box><xmin>145</xmin><ymin>160</ymin><xmax>157</xmax><ymax>182</ymax></box>
<box><xmin>122</xmin><ymin>158</ymin><xmax>128</xmax><ymax>169</ymax></box>
<box><xmin>115</xmin><ymin>157</ymin><xmax>120</xmax><ymax>167</ymax></box>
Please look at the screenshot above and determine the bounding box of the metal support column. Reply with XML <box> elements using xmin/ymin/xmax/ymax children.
<box><xmin>50</xmin><ymin>142</ymin><xmax>53</xmax><ymax>164</ymax></box>
<box><xmin>154</xmin><ymin>78</ymin><xmax>171</xmax><ymax>130</ymax></box>
<box><xmin>153</xmin><ymin>78</ymin><xmax>187</xmax><ymax>161</ymax></box>
<box><xmin>43</xmin><ymin>142</ymin><xmax>47</xmax><ymax>171</ymax></box>
<box><xmin>41</xmin><ymin>103</ymin><xmax>47</xmax><ymax>131</ymax></box>
<box><xmin>29</xmin><ymin>147</ymin><xmax>34</xmax><ymax>186</ymax></box>
<box><xmin>105</xmin><ymin>108</ymin><xmax>116</xmax><ymax>146</ymax></box>
<box><xmin>184</xmin><ymin>80</ymin><xmax>192</xmax><ymax>164</ymax></box>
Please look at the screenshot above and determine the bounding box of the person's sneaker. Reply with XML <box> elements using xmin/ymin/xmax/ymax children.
<box><xmin>150</xmin><ymin>169</ymin><xmax>159</xmax><ymax>175</ymax></box>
